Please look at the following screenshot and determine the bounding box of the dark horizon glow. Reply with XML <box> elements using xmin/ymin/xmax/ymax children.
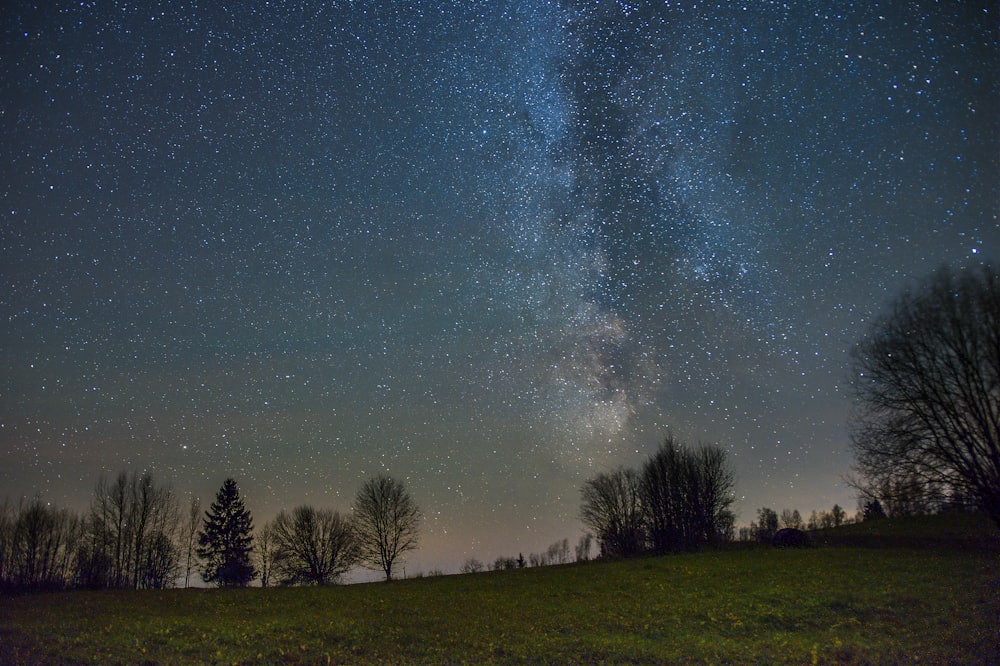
<box><xmin>2</xmin><ymin>1</ymin><xmax>997</xmax><ymax>577</ymax></box>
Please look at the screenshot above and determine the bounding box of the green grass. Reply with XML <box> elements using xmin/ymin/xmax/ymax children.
<box><xmin>2</xmin><ymin>529</ymin><xmax>998</xmax><ymax>663</ymax></box>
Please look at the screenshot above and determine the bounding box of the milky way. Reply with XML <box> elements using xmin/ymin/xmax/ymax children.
<box><xmin>2</xmin><ymin>1</ymin><xmax>996</xmax><ymax>574</ymax></box>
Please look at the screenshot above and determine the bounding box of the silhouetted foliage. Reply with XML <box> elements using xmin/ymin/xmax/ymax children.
<box><xmin>862</xmin><ymin>499</ymin><xmax>886</xmax><ymax>521</ymax></box>
<box><xmin>580</xmin><ymin>467</ymin><xmax>645</xmax><ymax>558</ymax></box>
<box><xmin>831</xmin><ymin>504</ymin><xmax>846</xmax><ymax>528</ymax></box>
<box><xmin>352</xmin><ymin>474</ymin><xmax>421</xmax><ymax>581</ymax></box>
<box><xmin>581</xmin><ymin>437</ymin><xmax>737</xmax><ymax>558</ymax></box>
<box><xmin>574</xmin><ymin>534</ymin><xmax>592</xmax><ymax>562</ymax></box>
<box><xmin>780</xmin><ymin>509</ymin><xmax>804</xmax><ymax>530</ymax></box>
<box><xmin>255</xmin><ymin>521</ymin><xmax>277</xmax><ymax>588</ymax></box>
<box><xmin>490</xmin><ymin>556</ymin><xmax>518</xmax><ymax>571</ymax></box>
<box><xmin>269</xmin><ymin>505</ymin><xmax>357</xmax><ymax>585</ymax></box>
<box><xmin>850</xmin><ymin>263</ymin><xmax>1000</xmax><ymax>528</ymax></box>
<box><xmin>0</xmin><ymin>498</ymin><xmax>81</xmax><ymax>591</ymax></box>
<box><xmin>197</xmin><ymin>478</ymin><xmax>256</xmax><ymax>588</ymax></box>
<box><xmin>640</xmin><ymin>436</ymin><xmax>737</xmax><ymax>552</ymax></box>
<box><xmin>77</xmin><ymin>471</ymin><xmax>180</xmax><ymax>590</ymax></box>
<box><xmin>461</xmin><ymin>558</ymin><xmax>484</xmax><ymax>574</ymax></box>
<box><xmin>750</xmin><ymin>507</ymin><xmax>779</xmax><ymax>544</ymax></box>
<box><xmin>182</xmin><ymin>496</ymin><xmax>201</xmax><ymax>588</ymax></box>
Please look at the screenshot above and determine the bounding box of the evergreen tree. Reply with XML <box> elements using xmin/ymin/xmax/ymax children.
<box><xmin>197</xmin><ymin>478</ymin><xmax>256</xmax><ymax>587</ymax></box>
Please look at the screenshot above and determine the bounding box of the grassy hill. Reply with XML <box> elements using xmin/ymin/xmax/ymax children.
<box><xmin>811</xmin><ymin>510</ymin><xmax>999</xmax><ymax>550</ymax></box>
<box><xmin>2</xmin><ymin>516</ymin><xmax>998</xmax><ymax>664</ymax></box>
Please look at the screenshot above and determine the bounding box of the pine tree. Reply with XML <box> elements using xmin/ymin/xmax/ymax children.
<box><xmin>197</xmin><ymin>478</ymin><xmax>256</xmax><ymax>587</ymax></box>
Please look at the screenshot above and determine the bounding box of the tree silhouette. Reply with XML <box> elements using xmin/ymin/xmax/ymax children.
<box><xmin>751</xmin><ymin>507</ymin><xmax>779</xmax><ymax>544</ymax></box>
<box><xmin>269</xmin><ymin>506</ymin><xmax>357</xmax><ymax>585</ymax></box>
<box><xmin>580</xmin><ymin>467</ymin><xmax>644</xmax><ymax>558</ymax></box>
<box><xmin>197</xmin><ymin>479</ymin><xmax>256</xmax><ymax>588</ymax></box>
<box><xmin>640</xmin><ymin>436</ymin><xmax>736</xmax><ymax>551</ymax></box>
<box><xmin>79</xmin><ymin>471</ymin><xmax>180</xmax><ymax>590</ymax></box>
<box><xmin>850</xmin><ymin>263</ymin><xmax>1000</xmax><ymax>527</ymax></box>
<box><xmin>352</xmin><ymin>474</ymin><xmax>421</xmax><ymax>581</ymax></box>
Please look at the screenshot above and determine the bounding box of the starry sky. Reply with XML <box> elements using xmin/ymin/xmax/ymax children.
<box><xmin>2</xmin><ymin>1</ymin><xmax>997</xmax><ymax>576</ymax></box>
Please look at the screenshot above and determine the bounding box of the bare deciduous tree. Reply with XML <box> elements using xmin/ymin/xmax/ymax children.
<box><xmin>269</xmin><ymin>506</ymin><xmax>357</xmax><ymax>585</ymax></box>
<box><xmin>183</xmin><ymin>496</ymin><xmax>201</xmax><ymax>588</ymax></box>
<box><xmin>352</xmin><ymin>474</ymin><xmax>421</xmax><ymax>581</ymax></box>
<box><xmin>460</xmin><ymin>558</ymin><xmax>484</xmax><ymax>574</ymax></box>
<box><xmin>640</xmin><ymin>436</ymin><xmax>736</xmax><ymax>552</ymax></box>
<box><xmin>779</xmin><ymin>509</ymin><xmax>803</xmax><ymax>530</ymax></box>
<box><xmin>580</xmin><ymin>467</ymin><xmax>644</xmax><ymax>558</ymax></box>
<box><xmin>574</xmin><ymin>533</ymin><xmax>592</xmax><ymax>562</ymax></box>
<box><xmin>255</xmin><ymin>521</ymin><xmax>277</xmax><ymax>588</ymax></box>
<box><xmin>750</xmin><ymin>507</ymin><xmax>778</xmax><ymax>543</ymax></box>
<box><xmin>4</xmin><ymin>498</ymin><xmax>80</xmax><ymax>590</ymax></box>
<box><xmin>80</xmin><ymin>471</ymin><xmax>180</xmax><ymax>589</ymax></box>
<box><xmin>850</xmin><ymin>263</ymin><xmax>1000</xmax><ymax>527</ymax></box>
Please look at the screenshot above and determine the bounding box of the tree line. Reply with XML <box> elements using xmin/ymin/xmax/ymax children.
<box><xmin>5</xmin><ymin>260</ymin><xmax>994</xmax><ymax>589</ymax></box>
<box><xmin>579</xmin><ymin>435</ymin><xmax>737</xmax><ymax>559</ymax></box>
<box><xmin>0</xmin><ymin>472</ymin><xmax>420</xmax><ymax>592</ymax></box>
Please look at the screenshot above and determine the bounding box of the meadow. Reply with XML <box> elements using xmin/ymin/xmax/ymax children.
<box><xmin>2</xmin><ymin>518</ymin><xmax>997</xmax><ymax>664</ymax></box>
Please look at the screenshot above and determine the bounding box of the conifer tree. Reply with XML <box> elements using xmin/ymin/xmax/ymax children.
<box><xmin>197</xmin><ymin>478</ymin><xmax>256</xmax><ymax>587</ymax></box>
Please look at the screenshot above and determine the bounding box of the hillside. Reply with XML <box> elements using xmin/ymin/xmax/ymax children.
<box><xmin>2</xmin><ymin>518</ymin><xmax>998</xmax><ymax>664</ymax></box>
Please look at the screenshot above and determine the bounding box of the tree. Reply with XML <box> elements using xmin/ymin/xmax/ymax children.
<box><xmin>831</xmin><ymin>504</ymin><xmax>847</xmax><ymax>528</ymax></box>
<box><xmin>574</xmin><ymin>534</ymin><xmax>592</xmax><ymax>562</ymax></box>
<box><xmin>352</xmin><ymin>474</ymin><xmax>421</xmax><ymax>581</ymax></box>
<box><xmin>547</xmin><ymin>538</ymin><xmax>570</xmax><ymax>565</ymax></box>
<box><xmin>197</xmin><ymin>479</ymin><xmax>256</xmax><ymax>588</ymax></box>
<box><xmin>269</xmin><ymin>506</ymin><xmax>357</xmax><ymax>585</ymax></box>
<box><xmin>751</xmin><ymin>507</ymin><xmax>778</xmax><ymax>544</ymax></box>
<box><xmin>580</xmin><ymin>467</ymin><xmax>644</xmax><ymax>558</ymax></box>
<box><xmin>461</xmin><ymin>558</ymin><xmax>484</xmax><ymax>574</ymax></box>
<box><xmin>640</xmin><ymin>436</ymin><xmax>737</xmax><ymax>552</ymax></box>
<box><xmin>78</xmin><ymin>471</ymin><xmax>180</xmax><ymax>589</ymax></box>
<box><xmin>183</xmin><ymin>496</ymin><xmax>201</xmax><ymax>588</ymax></box>
<box><xmin>490</xmin><ymin>556</ymin><xmax>518</xmax><ymax>571</ymax></box>
<box><xmin>255</xmin><ymin>522</ymin><xmax>277</xmax><ymax>588</ymax></box>
<box><xmin>850</xmin><ymin>263</ymin><xmax>1000</xmax><ymax>527</ymax></box>
<box><xmin>4</xmin><ymin>498</ymin><xmax>80</xmax><ymax>591</ymax></box>
<box><xmin>779</xmin><ymin>509</ymin><xmax>803</xmax><ymax>530</ymax></box>
<box><xmin>862</xmin><ymin>499</ymin><xmax>886</xmax><ymax>522</ymax></box>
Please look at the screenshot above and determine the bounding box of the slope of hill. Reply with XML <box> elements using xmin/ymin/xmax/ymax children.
<box><xmin>2</xmin><ymin>518</ymin><xmax>998</xmax><ymax>664</ymax></box>
<box><xmin>811</xmin><ymin>511</ymin><xmax>999</xmax><ymax>550</ymax></box>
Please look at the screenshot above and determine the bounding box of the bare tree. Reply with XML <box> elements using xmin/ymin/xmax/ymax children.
<box><xmin>574</xmin><ymin>534</ymin><xmax>592</xmax><ymax>562</ymax></box>
<box><xmin>547</xmin><ymin>538</ymin><xmax>570</xmax><ymax>565</ymax></box>
<box><xmin>490</xmin><ymin>556</ymin><xmax>518</xmax><ymax>571</ymax></box>
<box><xmin>580</xmin><ymin>467</ymin><xmax>644</xmax><ymax>558</ymax></box>
<box><xmin>850</xmin><ymin>263</ymin><xmax>1000</xmax><ymax>526</ymax></box>
<box><xmin>270</xmin><ymin>506</ymin><xmax>358</xmax><ymax>585</ymax></box>
<box><xmin>2</xmin><ymin>498</ymin><xmax>81</xmax><ymax>591</ymax></box>
<box><xmin>460</xmin><ymin>558</ymin><xmax>484</xmax><ymax>574</ymax></box>
<box><xmin>81</xmin><ymin>471</ymin><xmax>180</xmax><ymax>589</ymax></box>
<box><xmin>352</xmin><ymin>474</ymin><xmax>421</xmax><ymax>581</ymax></box>
<box><xmin>831</xmin><ymin>504</ymin><xmax>846</xmax><ymax>528</ymax></box>
<box><xmin>0</xmin><ymin>499</ymin><xmax>13</xmax><ymax>587</ymax></box>
<box><xmin>255</xmin><ymin>521</ymin><xmax>277</xmax><ymax>588</ymax></box>
<box><xmin>779</xmin><ymin>509</ymin><xmax>803</xmax><ymax>530</ymax></box>
<box><xmin>750</xmin><ymin>507</ymin><xmax>778</xmax><ymax>543</ymax></box>
<box><xmin>640</xmin><ymin>436</ymin><xmax>737</xmax><ymax>552</ymax></box>
<box><xmin>183</xmin><ymin>496</ymin><xmax>201</xmax><ymax>588</ymax></box>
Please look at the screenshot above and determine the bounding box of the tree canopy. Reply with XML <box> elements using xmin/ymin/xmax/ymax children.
<box><xmin>850</xmin><ymin>263</ymin><xmax>1000</xmax><ymax>527</ymax></box>
<box><xmin>352</xmin><ymin>474</ymin><xmax>421</xmax><ymax>581</ymax></box>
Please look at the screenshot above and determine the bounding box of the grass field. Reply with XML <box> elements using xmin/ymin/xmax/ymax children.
<box><xmin>2</xmin><ymin>518</ymin><xmax>998</xmax><ymax>664</ymax></box>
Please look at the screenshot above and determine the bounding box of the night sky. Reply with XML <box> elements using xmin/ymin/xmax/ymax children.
<box><xmin>2</xmin><ymin>1</ymin><xmax>997</xmax><ymax>576</ymax></box>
